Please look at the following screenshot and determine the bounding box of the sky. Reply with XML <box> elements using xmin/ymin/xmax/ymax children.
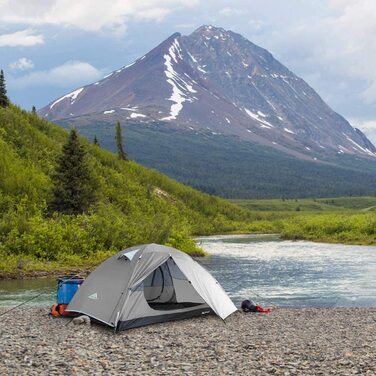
<box><xmin>1</xmin><ymin>0</ymin><xmax>376</xmax><ymax>142</ymax></box>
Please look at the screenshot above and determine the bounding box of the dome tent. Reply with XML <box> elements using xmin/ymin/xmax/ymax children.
<box><xmin>67</xmin><ymin>244</ymin><xmax>237</xmax><ymax>331</ymax></box>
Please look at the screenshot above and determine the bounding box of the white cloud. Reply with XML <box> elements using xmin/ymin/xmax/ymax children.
<box><xmin>9</xmin><ymin>57</ymin><xmax>34</xmax><ymax>70</ymax></box>
<box><xmin>10</xmin><ymin>61</ymin><xmax>102</xmax><ymax>89</ymax></box>
<box><xmin>0</xmin><ymin>29</ymin><xmax>44</xmax><ymax>47</ymax></box>
<box><xmin>326</xmin><ymin>1</ymin><xmax>376</xmax><ymax>103</ymax></box>
<box><xmin>0</xmin><ymin>0</ymin><xmax>199</xmax><ymax>34</ymax></box>
<box><xmin>175</xmin><ymin>23</ymin><xmax>196</xmax><ymax>30</ymax></box>
<box><xmin>271</xmin><ymin>0</ymin><xmax>376</xmax><ymax>105</ymax></box>
<box><xmin>248</xmin><ymin>19</ymin><xmax>265</xmax><ymax>31</ymax></box>
<box><xmin>219</xmin><ymin>7</ymin><xmax>244</xmax><ymax>16</ymax></box>
<box><xmin>362</xmin><ymin>81</ymin><xmax>376</xmax><ymax>104</ymax></box>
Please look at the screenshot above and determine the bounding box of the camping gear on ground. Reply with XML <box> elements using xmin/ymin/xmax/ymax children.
<box><xmin>57</xmin><ymin>276</ymin><xmax>84</xmax><ymax>304</ymax></box>
<box><xmin>241</xmin><ymin>299</ymin><xmax>271</xmax><ymax>313</ymax></box>
<box><xmin>51</xmin><ymin>276</ymin><xmax>84</xmax><ymax>317</ymax></box>
<box><xmin>67</xmin><ymin>244</ymin><xmax>237</xmax><ymax>331</ymax></box>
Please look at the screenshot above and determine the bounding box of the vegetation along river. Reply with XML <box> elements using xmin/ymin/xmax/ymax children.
<box><xmin>1</xmin><ymin>235</ymin><xmax>375</xmax><ymax>308</ymax></box>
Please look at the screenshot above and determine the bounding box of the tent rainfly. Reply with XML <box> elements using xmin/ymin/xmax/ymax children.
<box><xmin>67</xmin><ymin>244</ymin><xmax>237</xmax><ymax>330</ymax></box>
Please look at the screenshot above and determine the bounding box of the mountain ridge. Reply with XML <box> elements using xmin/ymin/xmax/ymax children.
<box><xmin>38</xmin><ymin>25</ymin><xmax>376</xmax><ymax>198</ymax></box>
<box><xmin>39</xmin><ymin>24</ymin><xmax>376</xmax><ymax>160</ymax></box>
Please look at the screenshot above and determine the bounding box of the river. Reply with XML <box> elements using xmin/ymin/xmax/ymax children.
<box><xmin>1</xmin><ymin>235</ymin><xmax>375</xmax><ymax>308</ymax></box>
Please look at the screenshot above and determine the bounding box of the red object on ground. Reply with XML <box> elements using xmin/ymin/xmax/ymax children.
<box><xmin>50</xmin><ymin>304</ymin><xmax>59</xmax><ymax>317</ymax></box>
<box><xmin>255</xmin><ymin>304</ymin><xmax>271</xmax><ymax>313</ymax></box>
<box><xmin>58</xmin><ymin>304</ymin><xmax>69</xmax><ymax>316</ymax></box>
<box><xmin>50</xmin><ymin>303</ymin><xmax>70</xmax><ymax>317</ymax></box>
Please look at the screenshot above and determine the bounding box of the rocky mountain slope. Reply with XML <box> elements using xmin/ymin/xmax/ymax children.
<box><xmin>38</xmin><ymin>25</ymin><xmax>376</xmax><ymax>198</ymax></box>
<box><xmin>39</xmin><ymin>25</ymin><xmax>376</xmax><ymax>160</ymax></box>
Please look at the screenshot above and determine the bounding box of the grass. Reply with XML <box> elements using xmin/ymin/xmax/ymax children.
<box><xmin>230</xmin><ymin>196</ymin><xmax>376</xmax><ymax>212</ymax></box>
<box><xmin>0</xmin><ymin>252</ymin><xmax>114</xmax><ymax>279</ymax></box>
<box><xmin>230</xmin><ymin>196</ymin><xmax>376</xmax><ymax>246</ymax></box>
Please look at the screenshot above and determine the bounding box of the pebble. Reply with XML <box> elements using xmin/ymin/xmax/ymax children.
<box><xmin>0</xmin><ymin>308</ymin><xmax>375</xmax><ymax>375</ymax></box>
<box><xmin>72</xmin><ymin>315</ymin><xmax>91</xmax><ymax>325</ymax></box>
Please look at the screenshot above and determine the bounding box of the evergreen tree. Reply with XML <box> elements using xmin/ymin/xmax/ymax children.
<box><xmin>31</xmin><ymin>105</ymin><xmax>36</xmax><ymax>114</ymax></box>
<box><xmin>93</xmin><ymin>135</ymin><xmax>99</xmax><ymax>146</ymax></box>
<box><xmin>50</xmin><ymin>129</ymin><xmax>97</xmax><ymax>215</ymax></box>
<box><xmin>0</xmin><ymin>69</ymin><xmax>9</xmax><ymax>108</ymax></box>
<box><xmin>115</xmin><ymin>121</ymin><xmax>128</xmax><ymax>161</ymax></box>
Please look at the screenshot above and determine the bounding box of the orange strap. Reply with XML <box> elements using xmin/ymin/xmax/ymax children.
<box><xmin>58</xmin><ymin>304</ymin><xmax>69</xmax><ymax>317</ymax></box>
<box><xmin>51</xmin><ymin>304</ymin><xmax>60</xmax><ymax>317</ymax></box>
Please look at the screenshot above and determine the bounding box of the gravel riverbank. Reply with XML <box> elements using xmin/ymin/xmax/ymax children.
<box><xmin>0</xmin><ymin>307</ymin><xmax>375</xmax><ymax>375</ymax></box>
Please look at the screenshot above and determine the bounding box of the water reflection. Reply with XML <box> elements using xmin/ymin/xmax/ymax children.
<box><xmin>196</xmin><ymin>235</ymin><xmax>376</xmax><ymax>308</ymax></box>
<box><xmin>0</xmin><ymin>278</ymin><xmax>56</xmax><ymax>307</ymax></box>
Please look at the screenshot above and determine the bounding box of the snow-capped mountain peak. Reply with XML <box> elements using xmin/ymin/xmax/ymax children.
<box><xmin>39</xmin><ymin>25</ymin><xmax>376</xmax><ymax>158</ymax></box>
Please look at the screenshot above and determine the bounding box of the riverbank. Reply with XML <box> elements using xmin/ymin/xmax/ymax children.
<box><xmin>0</xmin><ymin>244</ymin><xmax>207</xmax><ymax>280</ymax></box>
<box><xmin>231</xmin><ymin>197</ymin><xmax>376</xmax><ymax>246</ymax></box>
<box><xmin>0</xmin><ymin>254</ymin><xmax>108</xmax><ymax>280</ymax></box>
<box><xmin>0</xmin><ymin>308</ymin><xmax>375</xmax><ymax>375</ymax></box>
<box><xmin>1</xmin><ymin>227</ymin><xmax>375</xmax><ymax>280</ymax></box>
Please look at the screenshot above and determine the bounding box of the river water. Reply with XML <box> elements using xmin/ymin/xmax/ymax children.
<box><xmin>1</xmin><ymin>235</ymin><xmax>375</xmax><ymax>308</ymax></box>
<box><xmin>196</xmin><ymin>235</ymin><xmax>376</xmax><ymax>308</ymax></box>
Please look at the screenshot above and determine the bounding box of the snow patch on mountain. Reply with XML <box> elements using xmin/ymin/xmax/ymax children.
<box><xmin>284</xmin><ymin>128</ymin><xmax>296</xmax><ymax>135</ymax></box>
<box><xmin>130</xmin><ymin>112</ymin><xmax>146</xmax><ymax>119</ymax></box>
<box><xmin>186</xmin><ymin>50</ymin><xmax>197</xmax><ymax>63</ymax></box>
<box><xmin>103</xmin><ymin>110</ymin><xmax>115</xmax><ymax>114</ymax></box>
<box><xmin>161</xmin><ymin>39</ymin><xmax>197</xmax><ymax>121</ymax></box>
<box><xmin>244</xmin><ymin>108</ymin><xmax>273</xmax><ymax>129</ymax></box>
<box><xmin>121</xmin><ymin>107</ymin><xmax>138</xmax><ymax>111</ymax></box>
<box><xmin>343</xmin><ymin>133</ymin><xmax>375</xmax><ymax>156</ymax></box>
<box><xmin>50</xmin><ymin>88</ymin><xmax>84</xmax><ymax>109</ymax></box>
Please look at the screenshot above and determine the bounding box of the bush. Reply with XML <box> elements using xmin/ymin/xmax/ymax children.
<box><xmin>0</xmin><ymin>105</ymin><xmax>255</xmax><ymax>276</ymax></box>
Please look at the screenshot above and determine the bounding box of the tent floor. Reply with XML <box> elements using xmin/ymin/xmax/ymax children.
<box><xmin>148</xmin><ymin>302</ymin><xmax>203</xmax><ymax>311</ymax></box>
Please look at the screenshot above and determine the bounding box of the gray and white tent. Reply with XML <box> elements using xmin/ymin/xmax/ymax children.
<box><xmin>67</xmin><ymin>244</ymin><xmax>237</xmax><ymax>330</ymax></box>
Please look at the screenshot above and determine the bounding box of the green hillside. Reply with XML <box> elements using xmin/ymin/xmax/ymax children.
<box><xmin>0</xmin><ymin>106</ymin><xmax>255</xmax><ymax>277</ymax></box>
<box><xmin>1</xmin><ymin>106</ymin><xmax>375</xmax><ymax>278</ymax></box>
<box><xmin>230</xmin><ymin>196</ymin><xmax>376</xmax><ymax>212</ymax></box>
<box><xmin>231</xmin><ymin>197</ymin><xmax>376</xmax><ymax>245</ymax></box>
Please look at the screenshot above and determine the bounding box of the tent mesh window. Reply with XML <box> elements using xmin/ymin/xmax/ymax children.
<box><xmin>142</xmin><ymin>258</ymin><xmax>204</xmax><ymax>311</ymax></box>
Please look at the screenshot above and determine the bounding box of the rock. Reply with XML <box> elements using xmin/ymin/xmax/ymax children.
<box><xmin>1</xmin><ymin>307</ymin><xmax>376</xmax><ymax>375</ymax></box>
<box><xmin>72</xmin><ymin>315</ymin><xmax>91</xmax><ymax>325</ymax></box>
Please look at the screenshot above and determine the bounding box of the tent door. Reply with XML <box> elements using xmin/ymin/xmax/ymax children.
<box><xmin>142</xmin><ymin>258</ymin><xmax>205</xmax><ymax>311</ymax></box>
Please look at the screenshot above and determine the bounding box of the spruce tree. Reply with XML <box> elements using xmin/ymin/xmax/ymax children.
<box><xmin>31</xmin><ymin>105</ymin><xmax>37</xmax><ymax>114</ymax></box>
<box><xmin>93</xmin><ymin>135</ymin><xmax>99</xmax><ymax>146</ymax></box>
<box><xmin>0</xmin><ymin>69</ymin><xmax>9</xmax><ymax>108</ymax></box>
<box><xmin>115</xmin><ymin>121</ymin><xmax>128</xmax><ymax>161</ymax></box>
<box><xmin>50</xmin><ymin>129</ymin><xmax>96</xmax><ymax>215</ymax></box>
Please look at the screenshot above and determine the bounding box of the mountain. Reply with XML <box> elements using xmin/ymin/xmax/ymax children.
<box><xmin>38</xmin><ymin>25</ymin><xmax>376</xmax><ymax>198</ymax></box>
<box><xmin>0</xmin><ymin>105</ymin><xmax>257</xmax><ymax>276</ymax></box>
